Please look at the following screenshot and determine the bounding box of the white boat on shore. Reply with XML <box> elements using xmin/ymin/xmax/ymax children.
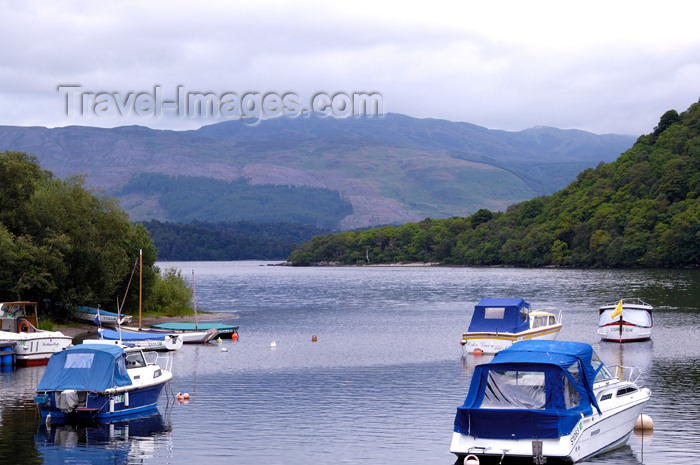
<box><xmin>70</xmin><ymin>305</ymin><xmax>132</xmax><ymax>327</ymax></box>
<box><xmin>0</xmin><ymin>302</ymin><xmax>72</xmax><ymax>366</ymax></box>
<box><xmin>460</xmin><ymin>298</ymin><xmax>562</xmax><ymax>354</ymax></box>
<box><xmin>451</xmin><ymin>340</ymin><xmax>651</xmax><ymax>463</ymax></box>
<box><xmin>598</xmin><ymin>298</ymin><xmax>653</xmax><ymax>342</ymax></box>
<box><xmin>118</xmin><ymin>325</ymin><xmax>219</xmax><ymax>344</ymax></box>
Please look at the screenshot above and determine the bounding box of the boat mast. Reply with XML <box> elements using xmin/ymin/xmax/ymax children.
<box><xmin>192</xmin><ymin>269</ymin><xmax>198</xmax><ymax>331</ymax></box>
<box><xmin>139</xmin><ymin>249</ymin><xmax>142</xmax><ymax>329</ymax></box>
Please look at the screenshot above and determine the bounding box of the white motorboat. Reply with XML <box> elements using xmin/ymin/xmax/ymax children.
<box><xmin>118</xmin><ymin>325</ymin><xmax>219</xmax><ymax>344</ymax></box>
<box><xmin>451</xmin><ymin>340</ymin><xmax>651</xmax><ymax>463</ymax></box>
<box><xmin>0</xmin><ymin>301</ymin><xmax>72</xmax><ymax>366</ymax></box>
<box><xmin>598</xmin><ymin>298</ymin><xmax>653</xmax><ymax>342</ymax></box>
<box><xmin>87</xmin><ymin>328</ymin><xmax>183</xmax><ymax>351</ymax></box>
<box><xmin>70</xmin><ymin>305</ymin><xmax>132</xmax><ymax>327</ymax></box>
<box><xmin>460</xmin><ymin>298</ymin><xmax>562</xmax><ymax>354</ymax></box>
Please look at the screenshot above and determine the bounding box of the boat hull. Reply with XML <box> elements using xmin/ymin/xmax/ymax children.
<box><xmin>3</xmin><ymin>334</ymin><xmax>73</xmax><ymax>366</ymax></box>
<box><xmin>451</xmin><ymin>388</ymin><xmax>650</xmax><ymax>463</ymax></box>
<box><xmin>460</xmin><ymin>324</ymin><xmax>562</xmax><ymax>354</ymax></box>
<box><xmin>36</xmin><ymin>381</ymin><xmax>169</xmax><ymax>423</ymax></box>
<box><xmin>597</xmin><ymin>322</ymin><xmax>652</xmax><ymax>342</ymax></box>
<box><xmin>119</xmin><ymin>326</ymin><xmax>218</xmax><ymax>344</ymax></box>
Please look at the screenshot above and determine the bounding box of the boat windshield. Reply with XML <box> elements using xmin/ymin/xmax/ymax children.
<box><xmin>125</xmin><ymin>351</ymin><xmax>146</xmax><ymax>368</ymax></box>
<box><xmin>591</xmin><ymin>351</ymin><xmax>613</xmax><ymax>382</ymax></box>
<box><xmin>480</xmin><ymin>370</ymin><xmax>546</xmax><ymax>410</ymax></box>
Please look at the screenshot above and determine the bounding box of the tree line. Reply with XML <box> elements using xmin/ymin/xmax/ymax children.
<box><xmin>288</xmin><ymin>100</ymin><xmax>700</xmax><ymax>268</ymax></box>
<box><xmin>0</xmin><ymin>151</ymin><xmax>191</xmax><ymax>321</ymax></box>
<box><xmin>141</xmin><ymin>219</ymin><xmax>330</xmax><ymax>260</ymax></box>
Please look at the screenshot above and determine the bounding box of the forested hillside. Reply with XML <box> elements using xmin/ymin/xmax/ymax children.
<box><xmin>142</xmin><ymin>220</ymin><xmax>330</xmax><ymax>260</ymax></box>
<box><xmin>120</xmin><ymin>174</ymin><xmax>353</xmax><ymax>229</ymax></box>
<box><xmin>288</xmin><ymin>99</ymin><xmax>700</xmax><ymax>267</ymax></box>
<box><xmin>0</xmin><ymin>114</ymin><xmax>634</xmax><ymax>229</ymax></box>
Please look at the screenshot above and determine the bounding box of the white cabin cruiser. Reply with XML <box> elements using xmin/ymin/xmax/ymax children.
<box><xmin>451</xmin><ymin>340</ymin><xmax>651</xmax><ymax>463</ymax></box>
<box><xmin>598</xmin><ymin>299</ymin><xmax>653</xmax><ymax>342</ymax></box>
<box><xmin>460</xmin><ymin>298</ymin><xmax>562</xmax><ymax>354</ymax></box>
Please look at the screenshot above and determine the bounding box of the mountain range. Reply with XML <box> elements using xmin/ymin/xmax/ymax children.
<box><xmin>0</xmin><ymin>114</ymin><xmax>635</xmax><ymax>229</ymax></box>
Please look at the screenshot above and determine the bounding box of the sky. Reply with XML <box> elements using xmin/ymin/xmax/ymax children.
<box><xmin>1</xmin><ymin>0</ymin><xmax>699</xmax><ymax>136</ymax></box>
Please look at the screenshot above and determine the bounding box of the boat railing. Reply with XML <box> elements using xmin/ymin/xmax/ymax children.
<box><xmin>611</xmin><ymin>365</ymin><xmax>644</xmax><ymax>385</ymax></box>
<box><xmin>144</xmin><ymin>350</ymin><xmax>173</xmax><ymax>373</ymax></box>
<box><xmin>604</xmin><ymin>298</ymin><xmax>651</xmax><ymax>308</ymax></box>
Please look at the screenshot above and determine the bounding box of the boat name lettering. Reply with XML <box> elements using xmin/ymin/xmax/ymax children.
<box><xmin>570</xmin><ymin>422</ymin><xmax>583</xmax><ymax>445</ymax></box>
<box><xmin>589</xmin><ymin>428</ymin><xmax>600</xmax><ymax>437</ymax></box>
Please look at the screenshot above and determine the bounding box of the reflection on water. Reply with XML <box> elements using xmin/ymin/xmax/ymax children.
<box><xmin>35</xmin><ymin>413</ymin><xmax>172</xmax><ymax>464</ymax></box>
<box><xmin>2</xmin><ymin>263</ymin><xmax>700</xmax><ymax>464</ymax></box>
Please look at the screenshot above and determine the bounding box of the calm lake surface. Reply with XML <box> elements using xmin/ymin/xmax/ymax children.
<box><xmin>2</xmin><ymin>262</ymin><xmax>700</xmax><ymax>464</ymax></box>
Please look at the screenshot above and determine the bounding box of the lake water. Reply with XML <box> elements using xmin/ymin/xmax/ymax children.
<box><xmin>2</xmin><ymin>262</ymin><xmax>700</xmax><ymax>464</ymax></box>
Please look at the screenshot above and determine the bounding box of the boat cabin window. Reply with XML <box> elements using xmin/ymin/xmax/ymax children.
<box><xmin>64</xmin><ymin>353</ymin><xmax>95</xmax><ymax>369</ymax></box>
<box><xmin>484</xmin><ymin>307</ymin><xmax>505</xmax><ymax>319</ymax></box>
<box><xmin>599</xmin><ymin>393</ymin><xmax>613</xmax><ymax>401</ymax></box>
<box><xmin>562</xmin><ymin>374</ymin><xmax>581</xmax><ymax>408</ymax></box>
<box><xmin>125</xmin><ymin>352</ymin><xmax>146</xmax><ymax>368</ymax></box>
<box><xmin>480</xmin><ymin>370</ymin><xmax>546</xmax><ymax>410</ymax></box>
<box><xmin>616</xmin><ymin>386</ymin><xmax>638</xmax><ymax>397</ymax></box>
<box><xmin>531</xmin><ymin>315</ymin><xmax>553</xmax><ymax>328</ymax></box>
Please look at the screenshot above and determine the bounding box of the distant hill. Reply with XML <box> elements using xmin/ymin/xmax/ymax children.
<box><xmin>0</xmin><ymin>114</ymin><xmax>635</xmax><ymax>229</ymax></box>
<box><xmin>288</xmin><ymin>99</ymin><xmax>700</xmax><ymax>267</ymax></box>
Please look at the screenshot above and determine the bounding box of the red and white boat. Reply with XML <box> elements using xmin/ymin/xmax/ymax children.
<box><xmin>597</xmin><ymin>298</ymin><xmax>653</xmax><ymax>342</ymax></box>
<box><xmin>0</xmin><ymin>301</ymin><xmax>73</xmax><ymax>366</ymax></box>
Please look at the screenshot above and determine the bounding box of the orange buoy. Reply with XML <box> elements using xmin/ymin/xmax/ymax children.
<box><xmin>473</xmin><ymin>348</ymin><xmax>483</xmax><ymax>356</ymax></box>
<box><xmin>311</xmin><ymin>335</ymin><xmax>318</xmax><ymax>342</ymax></box>
<box><xmin>231</xmin><ymin>333</ymin><xmax>238</xmax><ymax>340</ymax></box>
<box><xmin>635</xmin><ymin>414</ymin><xmax>653</xmax><ymax>431</ymax></box>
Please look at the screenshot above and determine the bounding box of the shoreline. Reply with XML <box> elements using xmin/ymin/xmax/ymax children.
<box><xmin>56</xmin><ymin>312</ymin><xmax>239</xmax><ymax>338</ymax></box>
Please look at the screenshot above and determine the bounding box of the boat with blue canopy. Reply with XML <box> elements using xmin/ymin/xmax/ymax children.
<box><xmin>34</xmin><ymin>343</ymin><xmax>173</xmax><ymax>424</ymax></box>
<box><xmin>451</xmin><ymin>340</ymin><xmax>650</xmax><ymax>463</ymax></box>
<box><xmin>460</xmin><ymin>297</ymin><xmax>562</xmax><ymax>354</ymax></box>
<box><xmin>90</xmin><ymin>328</ymin><xmax>183</xmax><ymax>351</ymax></box>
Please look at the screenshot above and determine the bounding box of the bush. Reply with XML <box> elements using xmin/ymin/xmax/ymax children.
<box><xmin>143</xmin><ymin>267</ymin><xmax>193</xmax><ymax>317</ymax></box>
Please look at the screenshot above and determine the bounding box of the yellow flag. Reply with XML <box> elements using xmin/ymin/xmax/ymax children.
<box><xmin>611</xmin><ymin>300</ymin><xmax>623</xmax><ymax>320</ymax></box>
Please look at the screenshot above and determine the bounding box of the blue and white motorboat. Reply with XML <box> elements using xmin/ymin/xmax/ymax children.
<box><xmin>34</xmin><ymin>344</ymin><xmax>173</xmax><ymax>424</ymax></box>
<box><xmin>460</xmin><ymin>298</ymin><xmax>562</xmax><ymax>354</ymax></box>
<box><xmin>89</xmin><ymin>328</ymin><xmax>183</xmax><ymax>351</ymax></box>
<box><xmin>451</xmin><ymin>340</ymin><xmax>651</xmax><ymax>463</ymax></box>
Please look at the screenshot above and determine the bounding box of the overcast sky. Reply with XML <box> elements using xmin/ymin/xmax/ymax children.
<box><xmin>1</xmin><ymin>1</ymin><xmax>699</xmax><ymax>136</ymax></box>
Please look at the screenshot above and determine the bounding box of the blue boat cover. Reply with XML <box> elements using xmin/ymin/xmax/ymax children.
<box><xmin>37</xmin><ymin>344</ymin><xmax>132</xmax><ymax>392</ymax></box>
<box><xmin>466</xmin><ymin>297</ymin><xmax>530</xmax><ymax>333</ymax></box>
<box><xmin>99</xmin><ymin>329</ymin><xmax>167</xmax><ymax>341</ymax></box>
<box><xmin>454</xmin><ymin>340</ymin><xmax>603</xmax><ymax>440</ymax></box>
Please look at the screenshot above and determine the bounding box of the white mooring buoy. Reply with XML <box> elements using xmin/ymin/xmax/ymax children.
<box><xmin>634</xmin><ymin>414</ymin><xmax>653</xmax><ymax>431</ymax></box>
<box><xmin>270</xmin><ymin>341</ymin><xmax>277</xmax><ymax>348</ymax></box>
